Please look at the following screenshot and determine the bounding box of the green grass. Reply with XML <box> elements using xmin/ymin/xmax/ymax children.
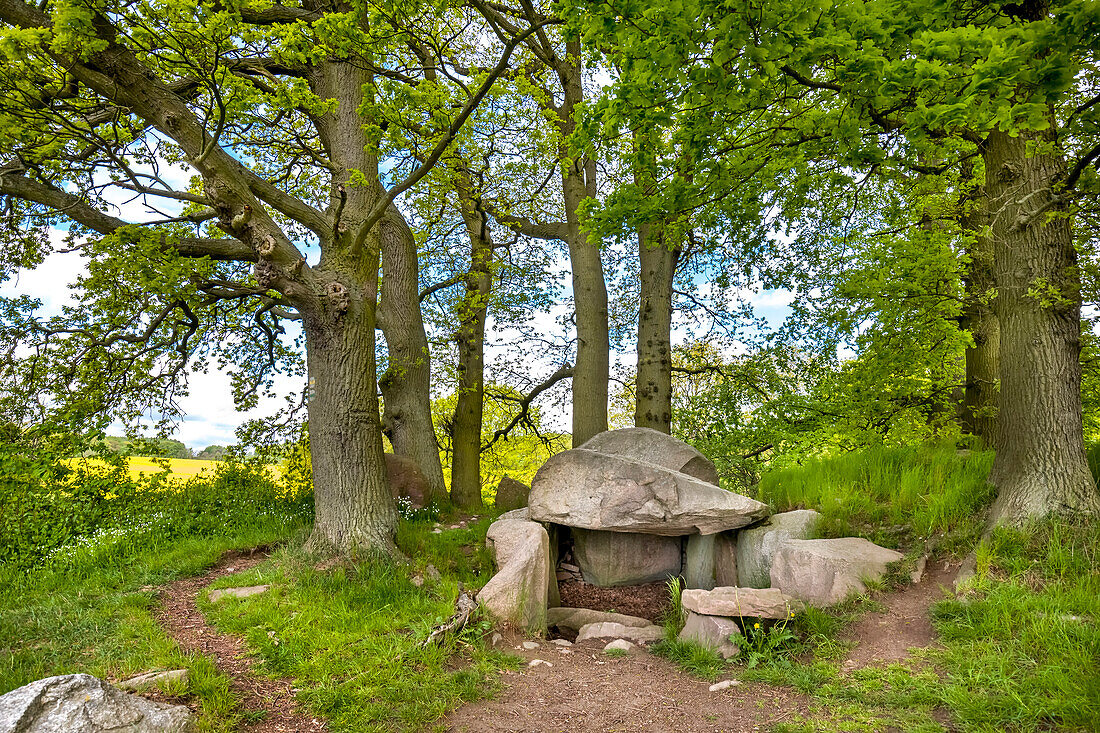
<box><xmin>755</xmin><ymin>443</ymin><xmax>996</xmax><ymax>551</ymax></box>
<box><xmin>200</xmin><ymin>516</ymin><xmax>516</xmax><ymax>732</ymax></box>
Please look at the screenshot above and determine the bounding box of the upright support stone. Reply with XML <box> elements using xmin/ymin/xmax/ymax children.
<box><xmin>573</xmin><ymin>528</ymin><xmax>682</xmax><ymax>586</ymax></box>
<box><xmin>715</xmin><ymin>531</ymin><xmax>738</xmax><ymax>587</ymax></box>
<box><xmin>684</xmin><ymin>533</ymin><xmax>717</xmax><ymax>589</ymax></box>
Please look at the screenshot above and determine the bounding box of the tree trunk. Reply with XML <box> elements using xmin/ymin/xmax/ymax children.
<box><xmin>559</xmin><ymin>41</ymin><xmax>609</xmax><ymax>446</ymax></box>
<box><xmin>377</xmin><ymin>207</ymin><xmax>449</xmax><ymax>504</ymax></box>
<box><xmin>450</xmin><ymin>185</ymin><xmax>495</xmax><ymax>509</ymax></box>
<box><xmin>635</xmin><ymin>221</ymin><xmax>678</xmax><ymax>433</ymax></box>
<box><xmin>984</xmin><ymin>126</ymin><xmax>1100</xmax><ymax>526</ymax></box>
<box><xmin>959</xmin><ymin>180</ymin><xmax>999</xmax><ymax>442</ymax></box>
<box><xmin>302</xmin><ymin>286</ymin><xmax>399</xmax><ymax>556</ymax></box>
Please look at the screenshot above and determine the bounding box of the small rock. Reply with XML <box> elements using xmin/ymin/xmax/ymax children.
<box><xmin>910</xmin><ymin>556</ymin><xmax>928</xmax><ymax>584</ymax></box>
<box><xmin>576</xmin><ymin>621</ymin><xmax>664</xmax><ymax>644</ymax></box>
<box><xmin>603</xmin><ymin>639</ymin><xmax>635</xmax><ymax>653</ymax></box>
<box><xmin>551</xmin><ymin>639</ymin><xmax>572</xmax><ymax>646</ymax></box>
<box><xmin>491</xmin><ymin>633</ymin><xmax>503</xmax><ymax>646</ymax></box>
<box><xmin>528</xmin><ymin>659</ymin><xmax>552</xmax><ymax>668</ymax></box>
<box><xmin>521</xmin><ymin>641</ymin><xmax>540</xmax><ymax>650</ymax></box>
<box><xmin>116</xmin><ymin>669</ymin><xmax>189</xmax><ymax>692</ymax></box>
<box><xmin>411</xmin><ymin>575</ymin><xmax>424</xmax><ymax>587</ymax></box>
<box><xmin>558</xmin><ymin>648</ymin><xmax>573</xmax><ymax>655</ymax></box>
<box><xmin>709</xmin><ymin>679</ymin><xmax>741</xmax><ymax>692</ymax></box>
<box><xmin>432</xmin><ymin>528</ymin><xmax>443</xmax><ymax>534</ymax></box>
<box><xmin>425</xmin><ymin>564</ymin><xmax>441</xmax><ymax>581</ymax></box>
<box><xmin>560</xmin><ymin>563</ymin><xmax>580</xmax><ymax>573</ymax></box>
<box><xmin>208</xmin><ymin>585</ymin><xmax>270</xmax><ymax>602</ymax></box>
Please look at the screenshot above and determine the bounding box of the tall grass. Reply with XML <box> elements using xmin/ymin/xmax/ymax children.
<box><xmin>755</xmin><ymin>443</ymin><xmax>995</xmax><ymax>549</ymax></box>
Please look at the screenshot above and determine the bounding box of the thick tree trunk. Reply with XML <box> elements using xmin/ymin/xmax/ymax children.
<box><xmin>959</xmin><ymin>183</ymin><xmax>999</xmax><ymax>442</ymax></box>
<box><xmin>450</xmin><ymin>187</ymin><xmax>494</xmax><ymax>509</ymax></box>
<box><xmin>635</xmin><ymin>221</ymin><xmax>678</xmax><ymax>433</ymax></box>
<box><xmin>377</xmin><ymin>207</ymin><xmax>449</xmax><ymax>504</ymax></box>
<box><xmin>984</xmin><ymin>126</ymin><xmax>1100</xmax><ymax>526</ymax></box>
<box><xmin>559</xmin><ymin>42</ymin><xmax>609</xmax><ymax>446</ymax></box>
<box><xmin>302</xmin><ymin>292</ymin><xmax>399</xmax><ymax>556</ymax></box>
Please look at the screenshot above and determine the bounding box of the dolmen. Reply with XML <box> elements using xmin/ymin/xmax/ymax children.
<box><xmin>476</xmin><ymin>427</ymin><xmax>903</xmax><ymax>658</ymax></box>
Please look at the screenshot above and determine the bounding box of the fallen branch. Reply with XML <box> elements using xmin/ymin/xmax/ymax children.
<box><xmin>421</xmin><ymin>588</ymin><xmax>478</xmax><ymax>647</ymax></box>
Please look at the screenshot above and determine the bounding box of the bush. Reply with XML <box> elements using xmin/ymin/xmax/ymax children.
<box><xmin>0</xmin><ymin>441</ymin><xmax>312</xmax><ymax>573</ymax></box>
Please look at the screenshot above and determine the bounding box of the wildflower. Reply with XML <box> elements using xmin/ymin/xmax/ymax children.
<box><xmin>754</xmin><ymin>622</ymin><xmax>761</xmax><ymax>629</ymax></box>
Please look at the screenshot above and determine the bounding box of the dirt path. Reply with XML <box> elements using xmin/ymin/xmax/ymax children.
<box><xmin>840</xmin><ymin>559</ymin><xmax>955</xmax><ymax>670</ymax></box>
<box><xmin>153</xmin><ymin>548</ymin><xmax>325</xmax><ymax>733</ymax></box>
<box><xmin>449</xmin><ymin>564</ymin><xmax>956</xmax><ymax>732</ymax></box>
<box><xmin>447</xmin><ymin>633</ymin><xmax>810</xmax><ymax>733</ymax></box>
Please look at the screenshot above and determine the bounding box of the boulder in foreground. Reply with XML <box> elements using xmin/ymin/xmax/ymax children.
<box><xmin>0</xmin><ymin>673</ymin><xmax>193</xmax><ymax>732</ymax></box>
<box><xmin>737</xmin><ymin>510</ymin><xmax>822</xmax><ymax>588</ymax></box>
<box><xmin>681</xmin><ymin>586</ymin><xmax>803</xmax><ymax>619</ymax></box>
<box><xmin>770</xmin><ymin>538</ymin><xmax>903</xmax><ymax>606</ymax></box>
<box><xmin>529</xmin><ymin>449</ymin><xmax>768</xmax><ymax>535</ymax></box>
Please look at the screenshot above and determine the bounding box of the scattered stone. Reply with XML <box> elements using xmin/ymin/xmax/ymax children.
<box><xmin>425</xmin><ymin>564</ymin><xmax>441</xmax><ymax>581</ymax></box>
<box><xmin>560</xmin><ymin>563</ymin><xmax>580</xmax><ymax>573</ymax></box>
<box><xmin>527</xmin><ymin>659</ymin><xmax>552</xmax><ymax>668</ymax></box>
<box><xmin>603</xmin><ymin>639</ymin><xmax>636</xmax><ymax>653</ymax></box>
<box><xmin>477</xmin><ymin>512</ymin><xmax>551</xmax><ymax>631</ymax></box>
<box><xmin>432</xmin><ymin>528</ymin><xmax>443</xmax><ymax>534</ymax></box>
<box><xmin>770</xmin><ymin>538</ymin><xmax>904</xmax><ymax>606</ymax></box>
<box><xmin>116</xmin><ymin>669</ymin><xmax>189</xmax><ymax>692</ymax></box>
<box><xmin>715</xmin><ymin>531</ymin><xmax>739</xmax><ymax>587</ymax></box>
<box><xmin>678</xmin><ymin>610</ymin><xmax>740</xmax><ymax>659</ymax></box>
<box><xmin>551</xmin><ymin>638</ymin><xmax>573</xmax><ymax>647</ymax></box>
<box><xmin>681</xmin><ymin>586</ymin><xmax>803</xmax><ymax>619</ymax></box>
<box><xmin>495</xmin><ymin>476</ymin><xmax>531</xmax><ymax>512</ymax></box>
<box><xmin>528</xmin><ymin>448</ymin><xmax>768</xmax><ymax>535</ymax></box>
<box><xmin>0</xmin><ymin>674</ymin><xmax>193</xmax><ymax>732</ymax></box>
<box><xmin>558</xmin><ymin>648</ymin><xmax>573</xmax><ymax>655</ymax></box>
<box><xmin>575</xmin><ymin>621</ymin><xmax>664</xmax><ymax>645</ymax></box>
<box><xmin>521</xmin><ymin>641</ymin><xmax>540</xmax><ymax>650</ymax></box>
<box><xmin>491</xmin><ymin>633</ymin><xmax>503</xmax><ymax>646</ymax></box>
<box><xmin>385</xmin><ymin>452</ymin><xmax>430</xmax><ymax>508</ymax></box>
<box><xmin>208</xmin><ymin>584</ymin><xmax>269</xmax><ymax>602</ymax></box>
<box><xmin>737</xmin><ymin>510</ymin><xmax>822</xmax><ymax>588</ymax></box>
<box><xmin>684</xmin><ymin>533</ymin><xmax>717</xmax><ymax>590</ymax></box>
<box><xmin>573</xmin><ymin>528</ymin><xmax>682</xmax><ymax>586</ymax></box>
<box><xmin>579</xmin><ymin>427</ymin><xmax>721</xmax><ymax>485</ymax></box>
<box><xmin>411</xmin><ymin>575</ymin><xmax>424</xmax><ymax>587</ymax></box>
<box><xmin>547</xmin><ymin>607</ymin><xmax>654</xmax><ymax>632</ymax></box>
<box><xmin>910</xmin><ymin>556</ymin><xmax>928</xmax><ymax>584</ymax></box>
<box><xmin>709</xmin><ymin>679</ymin><xmax>741</xmax><ymax>692</ymax></box>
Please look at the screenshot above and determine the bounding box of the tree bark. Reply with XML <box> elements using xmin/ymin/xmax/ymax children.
<box><xmin>984</xmin><ymin>125</ymin><xmax>1100</xmax><ymax>526</ymax></box>
<box><xmin>559</xmin><ymin>41</ymin><xmax>609</xmax><ymax>446</ymax></box>
<box><xmin>635</xmin><ymin>221</ymin><xmax>679</xmax><ymax>433</ymax></box>
<box><xmin>958</xmin><ymin>184</ymin><xmax>999</xmax><ymax>442</ymax></box>
<box><xmin>302</xmin><ymin>288</ymin><xmax>399</xmax><ymax>556</ymax></box>
<box><xmin>450</xmin><ymin>181</ymin><xmax>495</xmax><ymax>509</ymax></box>
<box><xmin>377</xmin><ymin>208</ymin><xmax>449</xmax><ymax>504</ymax></box>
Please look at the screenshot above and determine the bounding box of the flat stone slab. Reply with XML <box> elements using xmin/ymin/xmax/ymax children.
<box><xmin>771</xmin><ymin>538</ymin><xmax>903</xmax><ymax>606</ymax></box>
<box><xmin>0</xmin><ymin>673</ymin><xmax>193</xmax><ymax>732</ymax></box>
<box><xmin>208</xmin><ymin>585</ymin><xmax>269</xmax><ymax>602</ymax></box>
<box><xmin>579</xmin><ymin>427</ymin><xmax>720</xmax><ymax>485</ymax></box>
<box><xmin>681</xmin><ymin>586</ymin><xmax>803</xmax><ymax>619</ymax></box>
<box><xmin>546</xmin><ymin>607</ymin><xmax>653</xmax><ymax>631</ymax></box>
<box><xmin>575</xmin><ymin>621</ymin><xmax>665</xmax><ymax>644</ymax></box>
<box><xmin>529</xmin><ymin>449</ymin><xmax>768</xmax><ymax>535</ymax></box>
<box><xmin>116</xmin><ymin>669</ymin><xmax>189</xmax><ymax>692</ymax></box>
<box><xmin>603</xmin><ymin>639</ymin><xmax>636</xmax><ymax>653</ymax></box>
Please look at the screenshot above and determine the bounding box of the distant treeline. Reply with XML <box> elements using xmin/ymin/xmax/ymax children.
<box><xmin>99</xmin><ymin>436</ymin><xmax>227</xmax><ymax>460</ymax></box>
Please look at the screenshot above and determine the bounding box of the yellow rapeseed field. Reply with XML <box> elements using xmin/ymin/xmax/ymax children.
<box><xmin>70</xmin><ymin>456</ymin><xmax>221</xmax><ymax>482</ymax></box>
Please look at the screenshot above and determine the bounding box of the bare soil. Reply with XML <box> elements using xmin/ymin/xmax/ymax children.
<box><xmin>152</xmin><ymin>547</ymin><xmax>326</xmax><ymax>733</ymax></box>
<box><xmin>557</xmin><ymin>580</ymin><xmax>672</xmax><ymax>623</ymax></box>
<box><xmin>446</xmin><ymin>632</ymin><xmax>810</xmax><ymax>733</ymax></box>
<box><xmin>841</xmin><ymin>559</ymin><xmax>955</xmax><ymax>670</ymax></box>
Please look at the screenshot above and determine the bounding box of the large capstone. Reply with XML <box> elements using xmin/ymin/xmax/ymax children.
<box><xmin>579</xmin><ymin>427</ymin><xmax>721</xmax><ymax>485</ymax></box>
<box><xmin>0</xmin><ymin>673</ymin><xmax>194</xmax><ymax>732</ymax></box>
<box><xmin>528</xmin><ymin>449</ymin><xmax>768</xmax><ymax>535</ymax></box>
<box><xmin>572</xmin><ymin>528</ymin><xmax>681</xmax><ymax>586</ymax></box>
